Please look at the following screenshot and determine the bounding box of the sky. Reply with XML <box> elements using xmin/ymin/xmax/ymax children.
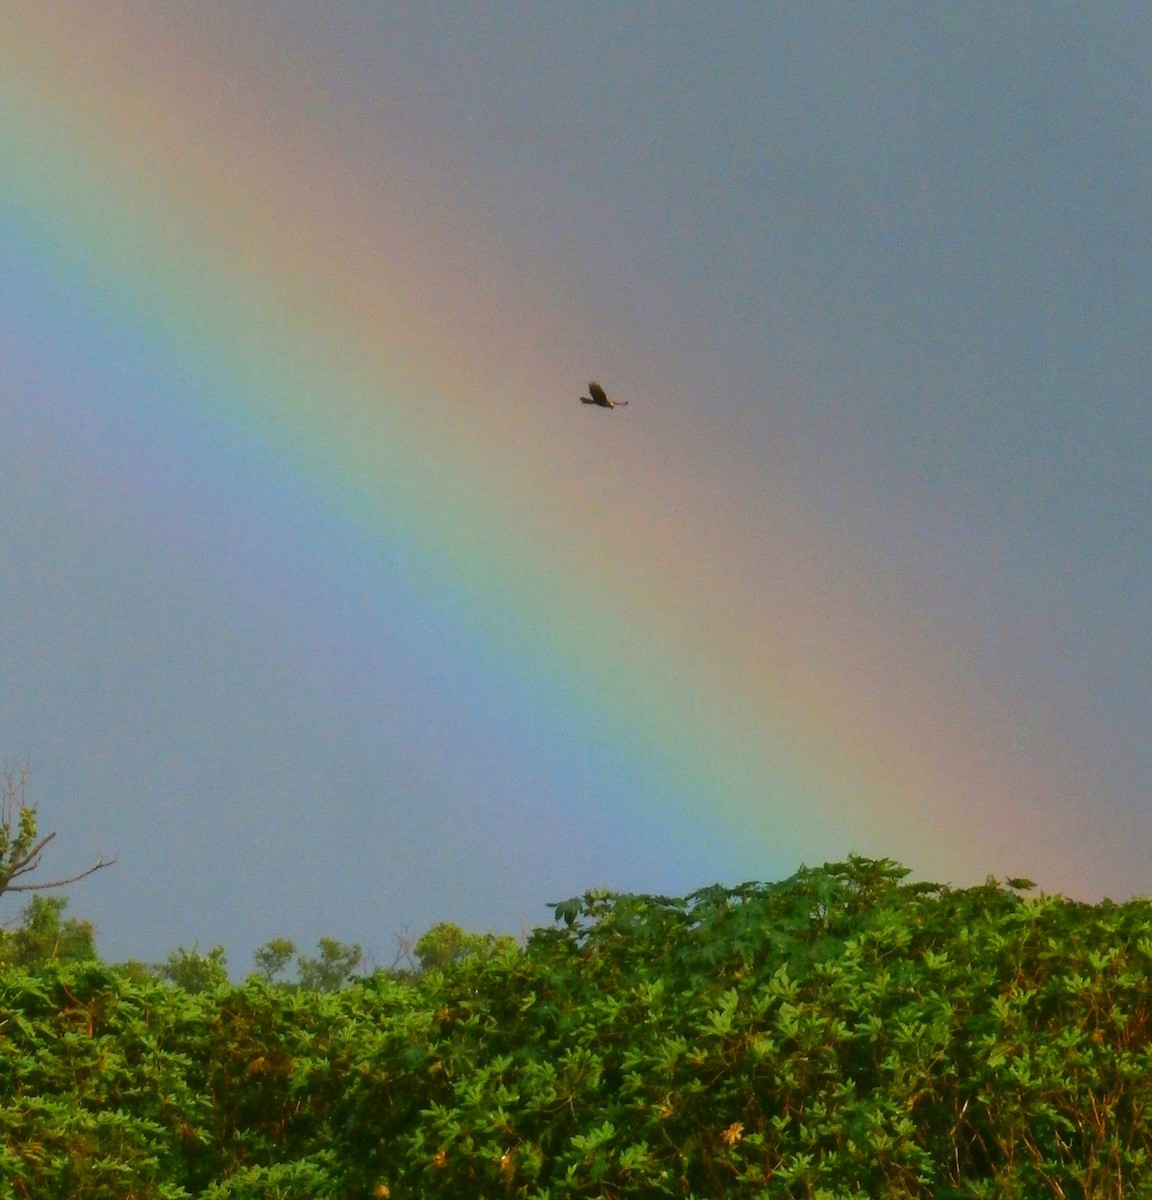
<box><xmin>1</xmin><ymin>3</ymin><xmax>1149</xmax><ymax>972</ymax></box>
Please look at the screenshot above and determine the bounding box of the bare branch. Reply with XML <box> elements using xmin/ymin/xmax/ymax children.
<box><xmin>391</xmin><ymin>926</ymin><xmax>419</xmax><ymax>974</ymax></box>
<box><xmin>6</xmin><ymin>854</ymin><xmax>118</xmax><ymax>893</ymax></box>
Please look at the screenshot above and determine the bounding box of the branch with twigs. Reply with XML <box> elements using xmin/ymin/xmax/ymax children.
<box><xmin>1</xmin><ymin>762</ymin><xmax>116</xmax><ymax>898</ymax></box>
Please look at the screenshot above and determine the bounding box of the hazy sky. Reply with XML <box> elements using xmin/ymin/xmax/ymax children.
<box><xmin>1</xmin><ymin>4</ymin><xmax>1149</xmax><ymax>972</ymax></box>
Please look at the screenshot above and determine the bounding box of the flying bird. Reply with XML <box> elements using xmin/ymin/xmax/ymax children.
<box><xmin>580</xmin><ymin>381</ymin><xmax>626</xmax><ymax>409</ymax></box>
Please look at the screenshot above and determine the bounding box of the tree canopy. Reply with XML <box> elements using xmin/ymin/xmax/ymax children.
<box><xmin>3</xmin><ymin>856</ymin><xmax>1151</xmax><ymax>1198</ymax></box>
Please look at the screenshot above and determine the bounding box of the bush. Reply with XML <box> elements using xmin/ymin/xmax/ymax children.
<box><xmin>2</xmin><ymin>858</ymin><xmax>1151</xmax><ymax>1197</ymax></box>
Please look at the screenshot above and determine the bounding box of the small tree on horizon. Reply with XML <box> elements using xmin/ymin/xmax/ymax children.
<box><xmin>252</xmin><ymin>937</ymin><xmax>297</xmax><ymax>983</ymax></box>
<box><xmin>0</xmin><ymin>893</ymin><xmax>98</xmax><ymax>969</ymax></box>
<box><xmin>155</xmin><ymin>942</ymin><xmax>229</xmax><ymax>993</ymax></box>
<box><xmin>414</xmin><ymin>922</ymin><xmax>518</xmax><ymax>973</ymax></box>
<box><xmin>297</xmin><ymin>937</ymin><xmax>362</xmax><ymax>991</ymax></box>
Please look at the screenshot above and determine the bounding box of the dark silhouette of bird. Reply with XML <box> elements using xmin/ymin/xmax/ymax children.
<box><xmin>580</xmin><ymin>381</ymin><xmax>626</xmax><ymax>409</ymax></box>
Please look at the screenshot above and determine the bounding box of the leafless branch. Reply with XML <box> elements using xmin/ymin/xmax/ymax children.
<box><xmin>391</xmin><ymin>926</ymin><xmax>419</xmax><ymax>974</ymax></box>
<box><xmin>6</xmin><ymin>854</ymin><xmax>117</xmax><ymax>893</ymax></box>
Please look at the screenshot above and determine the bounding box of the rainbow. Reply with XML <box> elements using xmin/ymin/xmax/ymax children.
<box><xmin>0</xmin><ymin>8</ymin><xmax>1110</xmax><ymax>900</ymax></box>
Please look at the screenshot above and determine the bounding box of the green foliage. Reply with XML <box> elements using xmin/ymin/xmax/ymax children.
<box><xmin>296</xmin><ymin>938</ymin><xmax>362</xmax><ymax>992</ymax></box>
<box><xmin>252</xmin><ymin>938</ymin><xmax>297</xmax><ymax>984</ymax></box>
<box><xmin>155</xmin><ymin>943</ymin><xmax>229</xmax><ymax>993</ymax></box>
<box><xmin>3</xmin><ymin>855</ymin><xmax>1152</xmax><ymax>1198</ymax></box>
<box><xmin>250</xmin><ymin>937</ymin><xmax>366</xmax><ymax>991</ymax></box>
<box><xmin>0</xmin><ymin>963</ymin><xmax>207</xmax><ymax>1198</ymax></box>
<box><xmin>0</xmin><ymin>894</ymin><xmax>98</xmax><ymax>969</ymax></box>
<box><xmin>0</xmin><ymin>764</ymin><xmax>44</xmax><ymax>895</ymax></box>
<box><xmin>111</xmin><ymin>959</ymin><xmax>160</xmax><ymax>985</ymax></box>
<box><xmin>414</xmin><ymin>921</ymin><xmax>518</xmax><ymax>973</ymax></box>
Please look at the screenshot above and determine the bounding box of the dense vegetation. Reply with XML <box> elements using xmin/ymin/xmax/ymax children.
<box><xmin>3</xmin><ymin>855</ymin><xmax>1152</xmax><ymax>1198</ymax></box>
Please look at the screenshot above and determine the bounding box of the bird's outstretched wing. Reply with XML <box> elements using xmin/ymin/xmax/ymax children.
<box><xmin>580</xmin><ymin>380</ymin><xmax>627</xmax><ymax>408</ymax></box>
